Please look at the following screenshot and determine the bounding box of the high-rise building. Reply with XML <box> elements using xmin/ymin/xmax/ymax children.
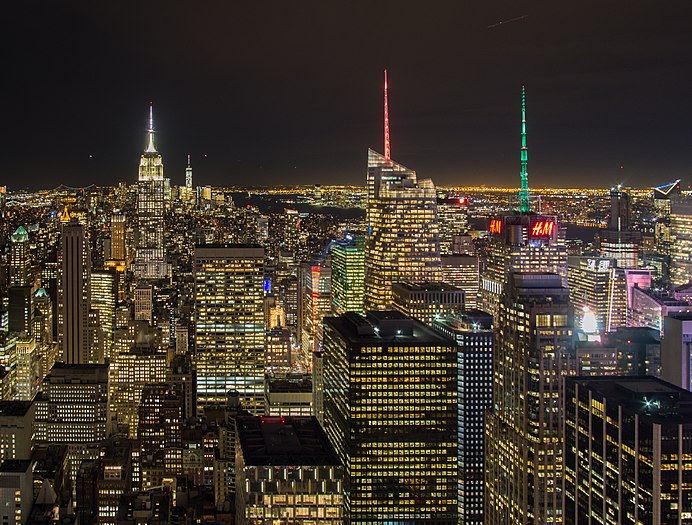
<box><xmin>564</xmin><ymin>376</ymin><xmax>692</xmax><ymax>523</ymax></box>
<box><xmin>432</xmin><ymin>311</ymin><xmax>493</xmax><ymax>525</ymax></box>
<box><xmin>193</xmin><ymin>245</ymin><xmax>265</xmax><ymax>412</ymax></box>
<box><xmin>437</xmin><ymin>195</ymin><xmax>470</xmax><ymax>255</ymax></box>
<box><xmin>670</xmin><ymin>193</ymin><xmax>692</xmax><ymax>286</ymax></box>
<box><xmin>653</xmin><ymin>179</ymin><xmax>681</xmax><ymax>279</ymax></box>
<box><xmin>485</xmin><ymin>273</ymin><xmax>576</xmax><ymax>525</ymax></box>
<box><xmin>660</xmin><ymin>313</ymin><xmax>692</xmax><ymax>390</ymax></box>
<box><xmin>567</xmin><ymin>256</ymin><xmax>621</xmax><ymax>331</ymax></box>
<box><xmin>34</xmin><ymin>363</ymin><xmax>109</xmax><ymax>485</ymax></box>
<box><xmin>330</xmin><ymin>234</ymin><xmax>365</xmax><ymax>315</ymax></box>
<box><xmin>90</xmin><ymin>270</ymin><xmax>116</xmax><ymax>360</ymax></box>
<box><xmin>134</xmin><ymin>283</ymin><xmax>153</xmax><ymax>324</ymax></box>
<box><xmin>135</xmin><ymin>104</ymin><xmax>167</xmax><ymax>280</ymax></box>
<box><xmin>10</xmin><ymin>226</ymin><xmax>30</xmax><ymax>287</ymax></box>
<box><xmin>599</xmin><ymin>186</ymin><xmax>641</xmax><ymax>269</ymax></box>
<box><xmin>0</xmin><ymin>460</ymin><xmax>32</xmax><ymax>525</ymax></box>
<box><xmin>392</xmin><ymin>281</ymin><xmax>465</xmax><ymax>325</ymax></box>
<box><xmin>323</xmin><ymin>310</ymin><xmax>457</xmax><ymax>523</ymax></box>
<box><xmin>8</xmin><ymin>286</ymin><xmax>33</xmax><ymax>335</ymax></box>
<box><xmin>481</xmin><ymin>89</ymin><xmax>567</xmax><ymax>319</ymax></box>
<box><xmin>235</xmin><ymin>416</ymin><xmax>343</xmax><ymax>525</ymax></box>
<box><xmin>364</xmin><ymin>72</ymin><xmax>441</xmax><ymax>310</ymax></box>
<box><xmin>441</xmin><ymin>254</ymin><xmax>480</xmax><ymax>309</ymax></box>
<box><xmin>298</xmin><ymin>259</ymin><xmax>331</xmax><ymax>358</ymax></box>
<box><xmin>0</xmin><ymin>401</ymin><xmax>34</xmax><ymax>461</ymax></box>
<box><xmin>109</xmin><ymin>214</ymin><xmax>126</xmax><ymax>262</ymax></box>
<box><xmin>59</xmin><ymin>220</ymin><xmax>91</xmax><ymax>364</ymax></box>
<box><xmin>185</xmin><ymin>153</ymin><xmax>193</xmax><ymax>190</ymax></box>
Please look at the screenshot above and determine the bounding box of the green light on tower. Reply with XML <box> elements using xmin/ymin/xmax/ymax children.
<box><xmin>519</xmin><ymin>85</ymin><xmax>530</xmax><ymax>213</ymax></box>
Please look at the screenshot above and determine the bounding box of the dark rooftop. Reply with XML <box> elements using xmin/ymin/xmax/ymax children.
<box><xmin>0</xmin><ymin>459</ymin><xmax>32</xmax><ymax>472</ymax></box>
<box><xmin>568</xmin><ymin>376</ymin><xmax>692</xmax><ymax>424</ymax></box>
<box><xmin>326</xmin><ymin>311</ymin><xmax>452</xmax><ymax>345</ymax></box>
<box><xmin>237</xmin><ymin>416</ymin><xmax>340</xmax><ymax>467</ymax></box>
<box><xmin>0</xmin><ymin>400</ymin><xmax>33</xmax><ymax>417</ymax></box>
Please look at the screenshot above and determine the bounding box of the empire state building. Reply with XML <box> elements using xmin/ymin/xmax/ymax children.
<box><xmin>135</xmin><ymin>103</ymin><xmax>168</xmax><ymax>280</ymax></box>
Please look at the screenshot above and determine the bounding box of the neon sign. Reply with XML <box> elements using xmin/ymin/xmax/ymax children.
<box><xmin>530</xmin><ymin>220</ymin><xmax>555</xmax><ymax>238</ymax></box>
<box><xmin>489</xmin><ymin>219</ymin><xmax>503</xmax><ymax>234</ymax></box>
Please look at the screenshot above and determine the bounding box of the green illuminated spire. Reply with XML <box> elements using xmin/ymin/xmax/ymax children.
<box><xmin>519</xmin><ymin>85</ymin><xmax>530</xmax><ymax>213</ymax></box>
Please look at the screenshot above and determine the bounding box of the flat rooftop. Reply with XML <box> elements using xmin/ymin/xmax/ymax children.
<box><xmin>568</xmin><ymin>376</ymin><xmax>692</xmax><ymax>423</ymax></box>
<box><xmin>237</xmin><ymin>416</ymin><xmax>340</xmax><ymax>467</ymax></box>
<box><xmin>393</xmin><ymin>281</ymin><xmax>463</xmax><ymax>293</ymax></box>
<box><xmin>0</xmin><ymin>400</ymin><xmax>33</xmax><ymax>417</ymax></box>
<box><xmin>0</xmin><ymin>459</ymin><xmax>32</xmax><ymax>473</ymax></box>
<box><xmin>325</xmin><ymin>311</ymin><xmax>452</xmax><ymax>345</ymax></box>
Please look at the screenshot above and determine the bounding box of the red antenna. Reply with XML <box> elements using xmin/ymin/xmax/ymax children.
<box><xmin>384</xmin><ymin>69</ymin><xmax>391</xmax><ymax>160</ymax></box>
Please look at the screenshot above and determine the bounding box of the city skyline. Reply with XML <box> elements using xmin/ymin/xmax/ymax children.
<box><xmin>5</xmin><ymin>1</ymin><xmax>692</xmax><ymax>189</ymax></box>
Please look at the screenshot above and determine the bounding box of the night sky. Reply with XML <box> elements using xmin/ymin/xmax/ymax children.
<box><xmin>5</xmin><ymin>1</ymin><xmax>692</xmax><ymax>190</ymax></box>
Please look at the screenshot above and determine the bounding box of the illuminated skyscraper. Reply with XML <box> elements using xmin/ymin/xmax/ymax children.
<box><xmin>90</xmin><ymin>270</ymin><xmax>116</xmax><ymax>360</ymax></box>
<box><xmin>441</xmin><ymin>254</ymin><xmax>480</xmax><ymax>309</ymax></box>
<box><xmin>330</xmin><ymin>235</ymin><xmax>365</xmax><ymax>315</ymax></box>
<box><xmin>392</xmin><ymin>281</ymin><xmax>465</xmax><ymax>325</ymax></box>
<box><xmin>480</xmin><ymin>88</ymin><xmax>567</xmax><ymax>319</ymax></box>
<box><xmin>661</xmin><ymin>313</ymin><xmax>692</xmax><ymax>390</ymax></box>
<box><xmin>185</xmin><ymin>154</ymin><xmax>193</xmax><ymax>189</ymax></box>
<box><xmin>437</xmin><ymin>195</ymin><xmax>469</xmax><ymax>255</ymax></box>
<box><xmin>600</xmin><ymin>186</ymin><xmax>640</xmax><ymax>269</ymax></box>
<box><xmin>670</xmin><ymin>194</ymin><xmax>692</xmax><ymax>286</ymax></box>
<box><xmin>485</xmin><ymin>273</ymin><xmax>576</xmax><ymax>525</ymax></box>
<box><xmin>432</xmin><ymin>311</ymin><xmax>493</xmax><ymax>525</ymax></box>
<box><xmin>59</xmin><ymin>220</ymin><xmax>91</xmax><ymax>364</ymax></box>
<box><xmin>567</xmin><ymin>256</ymin><xmax>625</xmax><ymax>332</ymax></box>
<box><xmin>109</xmin><ymin>214</ymin><xmax>126</xmax><ymax>262</ymax></box>
<box><xmin>193</xmin><ymin>245</ymin><xmax>265</xmax><ymax>412</ymax></box>
<box><xmin>135</xmin><ymin>104</ymin><xmax>167</xmax><ymax>280</ymax></box>
<box><xmin>564</xmin><ymin>376</ymin><xmax>692</xmax><ymax>523</ymax></box>
<box><xmin>10</xmin><ymin>226</ymin><xmax>30</xmax><ymax>287</ymax></box>
<box><xmin>298</xmin><ymin>259</ymin><xmax>331</xmax><ymax>357</ymax></box>
<box><xmin>323</xmin><ymin>311</ymin><xmax>457</xmax><ymax>523</ymax></box>
<box><xmin>653</xmin><ymin>180</ymin><xmax>681</xmax><ymax>279</ymax></box>
<box><xmin>364</xmin><ymin>72</ymin><xmax>441</xmax><ymax>311</ymax></box>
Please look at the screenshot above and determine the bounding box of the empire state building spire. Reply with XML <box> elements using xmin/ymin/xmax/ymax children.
<box><xmin>145</xmin><ymin>102</ymin><xmax>157</xmax><ymax>153</ymax></box>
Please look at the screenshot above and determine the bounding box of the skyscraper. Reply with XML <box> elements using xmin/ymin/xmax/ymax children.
<box><xmin>564</xmin><ymin>376</ymin><xmax>692</xmax><ymax>523</ymax></box>
<box><xmin>441</xmin><ymin>254</ymin><xmax>480</xmax><ymax>309</ymax></box>
<box><xmin>660</xmin><ymin>313</ymin><xmax>692</xmax><ymax>390</ymax></box>
<box><xmin>10</xmin><ymin>226</ymin><xmax>30</xmax><ymax>287</ymax></box>
<box><xmin>109</xmin><ymin>214</ymin><xmax>126</xmax><ymax>262</ymax></box>
<box><xmin>135</xmin><ymin>104</ymin><xmax>167</xmax><ymax>280</ymax></box>
<box><xmin>432</xmin><ymin>311</ymin><xmax>494</xmax><ymax>525</ymax></box>
<box><xmin>323</xmin><ymin>311</ymin><xmax>457</xmax><ymax>523</ymax></box>
<box><xmin>330</xmin><ymin>235</ymin><xmax>365</xmax><ymax>315</ymax></box>
<box><xmin>364</xmin><ymin>72</ymin><xmax>441</xmax><ymax>310</ymax></box>
<box><xmin>670</xmin><ymin>193</ymin><xmax>692</xmax><ymax>286</ymax></box>
<box><xmin>298</xmin><ymin>259</ymin><xmax>331</xmax><ymax>358</ymax></box>
<box><xmin>59</xmin><ymin>220</ymin><xmax>91</xmax><ymax>364</ymax></box>
<box><xmin>600</xmin><ymin>186</ymin><xmax>640</xmax><ymax>269</ymax></box>
<box><xmin>653</xmin><ymin>179</ymin><xmax>681</xmax><ymax>279</ymax></box>
<box><xmin>90</xmin><ymin>270</ymin><xmax>116</xmax><ymax>360</ymax></box>
<box><xmin>485</xmin><ymin>273</ymin><xmax>576</xmax><ymax>525</ymax></box>
<box><xmin>480</xmin><ymin>88</ymin><xmax>567</xmax><ymax>319</ymax></box>
<box><xmin>193</xmin><ymin>245</ymin><xmax>265</xmax><ymax>412</ymax></box>
<box><xmin>437</xmin><ymin>194</ymin><xmax>470</xmax><ymax>255</ymax></box>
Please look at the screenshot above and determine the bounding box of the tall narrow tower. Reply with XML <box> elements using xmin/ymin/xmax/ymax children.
<box><xmin>135</xmin><ymin>103</ymin><xmax>167</xmax><ymax>280</ymax></box>
<box><xmin>185</xmin><ymin>154</ymin><xmax>193</xmax><ymax>190</ymax></box>
<box><xmin>364</xmin><ymin>72</ymin><xmax>441</xmax><ymax>310</ymax></box>
<box><xmin>519</xmin><ymin>86</ymin><xmax>530</xmax><ymax>213</ymax></box>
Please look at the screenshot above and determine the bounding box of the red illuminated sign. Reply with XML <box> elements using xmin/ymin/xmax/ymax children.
<box><xmin>530</xmin><ymin>220</ymin><xmax>555</xmax><ymax>238</ymax></box>
<box><xmin>489</xmin><ymin>219</ymin><xmax>502</xmax><ymax>234</ymax></box>
<box><xmin>458</xmin><ymin>197</ymin><xmax>467</xmax><ymax>205</ymax></box>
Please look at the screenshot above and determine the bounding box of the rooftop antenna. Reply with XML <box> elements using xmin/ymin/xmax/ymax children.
<box><xmin>384</xmin><ymin>69</ymin><xmax>391</xmax><ymax>161</ymax></box>
<box><xmin>519</xmin><ymin>86</ymin><xmax>530</xmax><ymax>213</ymax></box>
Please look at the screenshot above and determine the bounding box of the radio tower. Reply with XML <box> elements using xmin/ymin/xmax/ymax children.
<box><xmin>519</xmin><ymin>86</ymin><xmax>530</xmax><ymax>213</ymax></box>
<box><xmin>384</xmin><ymin>69</ymin><xmax>391</xmax><ymax>161</ymax></box>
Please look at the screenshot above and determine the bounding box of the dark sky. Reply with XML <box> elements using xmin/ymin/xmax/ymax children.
<box><xmin>4</xmin><ymin>1</ymin><xmax>692</xmax><ymax>190</ymax></box>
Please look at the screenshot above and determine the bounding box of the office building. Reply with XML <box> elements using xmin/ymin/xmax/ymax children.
<box><xmin>670</xmin><ymin>193</ymin><xmax>692</xmax><ymax>286</ymax></box>
<box><xmin>10</xmin><ymin>226</ymin><xmax>30</xmax><ymax>287</ymax></box>
<box><xmin>97</xmin><ymin>438</ymin><xmax>133</xmax><ymax>525</ymax></box>
<box><xmin>330</xmin><ymin>235</ymin><xmax>365</xmax><ymax>315</ymax></box>
<box><xmin>109</xmin><ymin>214</ymin><xmax>126</xmax><ymax>262</ymax></box>
<box><xmin>193</xmin><ymin>245</ymin><xmax>265</xmax><ymax>412</ymax></box>
<box><xmin>323</xmin><ymin>310</ymin><xmax>457</xmax><ymax>523</ymax></box>
<box><xmin>90</xmin><ymin>270</ymin><xmax>116</xmax><ymax>360</ymax></box>
<box><xmin>8</xmin><ymin>285</ymin><xmax>33</xmax><ymax>335</ymax></box>
<box><xmin>433</xmin><ymin>311</ymin><xmax>493</xmax><ymax>525</ymax></box>
<box><xmin>265</xmin><ymin>327</ymin><xmax>291</xmax><ymax>370</ymax></box>
<box><xmin>612</xmin><ymin>326</ymin><xmax>661</xmax><ymax>377</ymax></box>
<box><xmin>0</xmin><ymin>400</ymin><xmax>34</xmax><ymax>460</ymax></box>
<box><xmin>265</xmin><ymin>375</ymin><xmax>313</xmax><ymax>416</ymax></box>
<box><xmin>481</xmin><ymin>89</ymin><xmax>568</xmax><ymax>319</ymax></box>
<box><xmin>298</xmin><ymin>259</ymin><xmax>331</xmax><ymax>357</ymax></box>
<box><xmin>0</xmin><ymin>459</ymin><xmax>33</xmax><ymax>525</ymax></box>
<box><xmin>653</xmin><ymin>180</ymin><xmax>681</xmax><ymax>279</ymax></box>
<box><xmin>441</xmin><ymin>254</ymin><xmax>480</xmax><ymax>308</ymax></box>
<box><xmin>567</xmin><ymin>256</ymin><xmax>620</xmax><ymax>331</ymax></box>
<box><xmin>135</xmin><ymin>104</ymin><xmax>168</xmax><ymax>280</ymax></box>
<box><xmin>564</xmin><ymin>376</ymin><xmax>692</xmax><ymax>523</ymax></box>
<box><xmin>485</xmin><ymin>273</ymin><xmax>576</xmax><ymax>525</ymax></box>
<box><xmin>392</xmin><ymin>281</ymin><xmax>465</xmax><ymax>325</ymax></box>
<box><xmin>628</xmin><ymin>286</ymin><xmax>691</xmax><ymax>334</ymax></box>
<box><xmin>34</xmin><ymin>363</ymin><xmax>109</xmax><ymax>485</ymax></box>
<box><xmin>600</xmin><ymin>186</ymin><xmax>640</xmax><ymax>269</ymax></box>
<box><xmin>235</xmin><ymin>415</ymin><xmax>343</xmax><ymax>525</ymax></box>
<box><xmin>437</xmin><ymin>194</ymin><xmax>470</xmax><ymax>255</ymax></box>
<box><xmin>59</xmin><ymin>220</ymin><xmax>91</xmax><ymax>364</ymax></box>
<box><xmin>661</xmin><ymin>313</ymin><xmax>692</xmax><ymax>390</ymax></box>
<box><xmin>364</xmin><ymin>75</ymin><xmax>440</xmax><ymax>310</ymax></box>
<box><xmin>134</xmin><ymin>283</ymin><xmax>153</xmax><ymax>324</ymax></box>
